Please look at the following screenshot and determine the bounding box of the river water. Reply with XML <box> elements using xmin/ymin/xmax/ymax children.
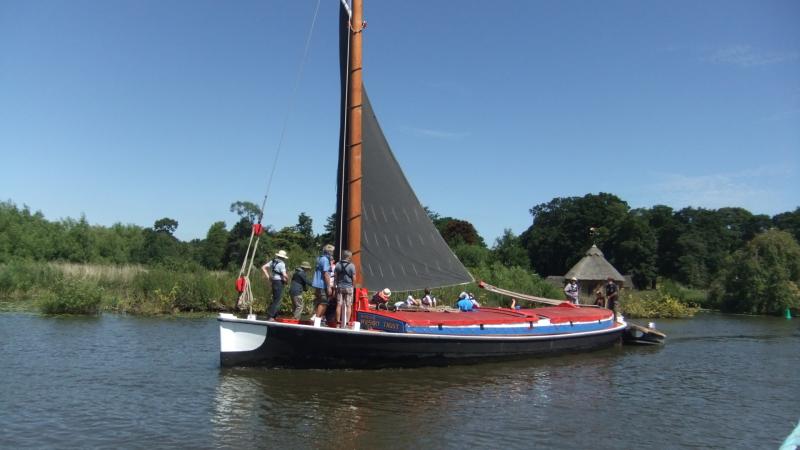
<box><xmin>1</xmin><ymin>311</ymin><xmax>798</xmax><ymax>449</ymax></box>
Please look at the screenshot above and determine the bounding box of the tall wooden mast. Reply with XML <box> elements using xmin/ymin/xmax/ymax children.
<box><xmin>345</xmin><ymin>0</ymin><xmax>363</xmax><ymax>285</ymax></box>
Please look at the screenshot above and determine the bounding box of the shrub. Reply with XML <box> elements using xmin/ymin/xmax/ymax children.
<box><xmin>0</xmin><ymin>260</ymin><xmax>61</xmax><ymax>296</ymax></box>
<box><xmin>129</xmin><ymin>268</ymin><xmax>238</xmax><ymax>313</ymax></box>
<box><xmin>620</xmin><ymin>288</ymin><xmax>699</xmax><ymax>319</ymax></box>
<box><xmin>40</xmin><ymin>278</ymin><xmax>103</xmax><ymax>315</ymax></box>
<box><xmin>658</xmin><ymin>278</ymin><xmax>708</xmax><ymax>307</ymax></box>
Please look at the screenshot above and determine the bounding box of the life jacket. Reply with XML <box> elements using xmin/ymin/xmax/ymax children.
<box><xmin>270</xmin><ymin>259</ymin><xmax>287</xmax><ymax>282</ymax></box>
<box><xmin>335</xmin><ymin>260</ymin><xmax>353</xmax><ymax>285</ymax></box>
<box><xmin>371</xmin><ymin>291</ymin><xmax>389</xmax><ymax>304</ymax></box>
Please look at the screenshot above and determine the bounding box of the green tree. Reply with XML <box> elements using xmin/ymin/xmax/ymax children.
<box><xmin>202</xmin><ymin>221</ymin><xmax>228</xmax><ymax>270</ymax></box>
<box><xmin>293</xmin><ymin>212</ymin><xmax>315</xmax><ymax>251</ymax></box>
<box><xmin>669</xmin><ymin>207</ymin><xmax>763</xmax><ymax>287</ymax></box>
<box><xmin>319</xmin><ymin>212</ymin><xmax>337</xmax><ymax>248</ymax></box>
<box><xmin>440</xmin><ymin>219</ymin><xmax>485</xmax><ymax>247</ymax></box>
<box><xmin>710</xmin><ymin>229</ymin><xmax>800</xmax><ymax>314</ymax></box>
<box><xmin>521</xmin><ymin>193</ymin><xmax>629</xmax><ymax>276</ymax></box>
<box><xmin>453</xmin><ymin>243</ymin><xmax>491</xmax><ymax>268</ymax></box>
<box><xmin>491</xmin><ymin>229</ymin><xmax>529</xmax><ymax>268</ymax></box>
<box><xmin>63</xmin><ymin>215</ymin><xmax>96</xmax><ymax>263</ymax></box>
<box><xmin>138</xmin><ymin>218</ymin><xmax>183</xmax><ymax>265</ymax></box>
<box><xmin>773</xmin><ymin>207</ymin><xmax>800</xmax><ymax>242</ymax></box>
<box><xmin>153</xmin><ymin>217</ymin><xmax>178</xmax><ymax>236</ymax></box>
<box><xmin>230</xmin><ymin>201</ymin><xmax>262</xmax><ymax>223</ymax></box>
<box><xmin>641</xmin><ymin>205</ymin><xmax>685</xmax><ymax>280</ymax></box>
<box><xmin>608</xmin><ymin>212</ymin><xmax>657</xmax><ymax>289</ymax></box>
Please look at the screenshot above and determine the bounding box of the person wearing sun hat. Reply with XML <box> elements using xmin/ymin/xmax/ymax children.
<box><xmin>564</xmin><ymin>276</ymin><xmax>580</xmax><ymax>305</ymax></box>
<box><xmin>370</xmin><ymin>288</ymin><xmax>391</xmax><ymax>310</ymax></box>
<box><xmin>262</xmin><ymin>249</ymin><xmax>289</xmax><ymax>320</ymax></box>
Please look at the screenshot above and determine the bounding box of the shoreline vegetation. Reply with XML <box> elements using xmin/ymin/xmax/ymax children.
<box><xmin>0</xmin><ymin>261</ymin><xmax>705</xmax><ymax>318</ymax></box>
<box><xmin>1</xmin><ymin>198</ymin><xmax>798</xmax><ymax>318</ymax></box>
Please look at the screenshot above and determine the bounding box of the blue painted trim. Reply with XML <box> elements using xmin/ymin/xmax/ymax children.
<box><xmin>406</xmin><ymin>321</ymin><xmax>610</xmax><ymax>335</ymax></box>
<box><xmin>357</xmin><ymin>311</ymin><xmax>612</xmax><ymax>336</ymax></box>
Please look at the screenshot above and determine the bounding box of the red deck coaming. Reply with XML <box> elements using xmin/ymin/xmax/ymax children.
<box><xmin>367</xmin><ymin>305</ymin><xmax>613</xmax><ymax>327</ymax></box>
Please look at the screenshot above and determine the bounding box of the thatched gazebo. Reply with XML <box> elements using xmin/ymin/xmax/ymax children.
<box><xmin>563</xmin><ymin>244</ymin><xmax>625</xmax><ymax>302</ymax></box>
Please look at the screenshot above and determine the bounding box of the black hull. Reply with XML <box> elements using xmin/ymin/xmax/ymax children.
<box><xmin>219</xmin><ymin>319</ymin><xmax>625</xmax><ymax>369</ymax></box>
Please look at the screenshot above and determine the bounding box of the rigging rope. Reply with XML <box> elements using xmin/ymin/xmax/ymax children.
<box><xmin>262</xmin><ymin>0</ymin><xmax>322</xmax><ymax>200</ymax></box>
<box><xmin>478</xmin><ymin>281</ymin><xmax>565</xmax><ymax>306</ymax></box>
<box><xmin>336</xmin><ymin>8</ymin><xmax>353</xmax><ymax>258</ymax></box>
<box><xmin>236</xmin><ymin>0</ymin><xmax>322</xmax><ymax>310</ymax></box>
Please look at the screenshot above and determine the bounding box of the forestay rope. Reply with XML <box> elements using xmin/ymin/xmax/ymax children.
<box><xmin>235</xmin><ymin>0</ymin><xmax>323</xmax><ymax>312</ymax></box>
<box><xmin>478</xmin><ymin>281</ymin><xmax>564</xmax><ymax>306</ymax></box>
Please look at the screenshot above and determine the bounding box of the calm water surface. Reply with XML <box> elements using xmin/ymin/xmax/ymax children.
<box><xmin>1</xmin><ymin>311</ymin><xmax>798</xmax><ymax>449</ymax></box>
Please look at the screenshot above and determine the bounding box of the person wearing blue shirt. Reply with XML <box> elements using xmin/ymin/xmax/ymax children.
<box><xmin>310</xmin><ymin>244</ymin><xmax>334</xmax><ymax>323</ymax></box>
<box><xmin>456</xmin><ymin>292</ymin><xmax>475</xmax><ymax>312</ymax></box>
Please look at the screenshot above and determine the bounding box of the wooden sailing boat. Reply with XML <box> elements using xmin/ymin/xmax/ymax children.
<box><xmin>218</xmin><ymin>0</ymin><xmax>626</xmax><ymax>368</ymax></box>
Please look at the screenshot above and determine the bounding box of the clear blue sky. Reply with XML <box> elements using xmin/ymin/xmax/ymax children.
<box><xmin>1</xmin><ymin>0</ymin><xmax>798</xmax><ymax>243</ymax></box>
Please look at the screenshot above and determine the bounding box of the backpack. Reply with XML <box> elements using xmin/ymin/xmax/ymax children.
<box><xmin>271</xmin><ymin>259</ymin><xmax>288</xmax><ymax>283</ymax></box>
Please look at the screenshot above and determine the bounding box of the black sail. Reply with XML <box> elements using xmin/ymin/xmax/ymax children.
<box><xmin>336</xmin><ymin>2</ymin><xmax>472</xmax><ymax>292</ymax></box>
<box><xmin>357</xmin><ymin>93</ymin><xmax>473</xmax><ymax>291</ymax></box>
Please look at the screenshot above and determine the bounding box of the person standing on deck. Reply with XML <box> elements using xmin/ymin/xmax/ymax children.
<box><xmin>565</xmin><ymin>277</ymin><xmax>580</xmax><ymax>304</ymax></box>
<box><xmin>605</xmin><ymin>277</ymin><xmax>619</xmax><ymax>316</ymax></box>
<box><xmin>334</xmin><ymin>250</ymin><xmax>356</xmax><ymax>328</ymax></box>
<box><xmin>262</xmin><ymin>250</ymin><xmax>289</xmax><ymax>320</ymax></box>
<box><xmin>310</xmin><ymin>244</ymin><xmax>334</xmax><ymax>323</ymax></box>
<box><xmin>325</xmin><ymin>254</ymin><xmax>338</xmax><ymax>324</ymax></box>
<box><xmin>288</xmin><ymin>261</ymin><xmax>313</xmax><ymax>320</ymax></box>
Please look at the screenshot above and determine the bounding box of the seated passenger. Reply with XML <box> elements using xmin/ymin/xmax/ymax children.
<box><xmin>594</xmin><ymin>289</ymin><xmax>606</xmax><ymax>307</ymax></box>
<box><xmin>420</xmin><ymin>288</ymin><xmax>436</xmax><ymax>307</ymax></box>
<box><xmin>467</xmin><ymin>293</ymin><xmax>480</xmax><ymax>308</ymax></box>
<box><xmin>456</xmin><ymin>292</ymin><xmax>475</xmax><ymax>312</ymax></box>
<box><xmin>394</xmin><ymin>295</ymin><xmax>420</xmax><ymax>310</ymax></box>
<box><xmin>370</xmin><ymin>288</ymin><xmax>391</xmax><ymax>310</ymax></box>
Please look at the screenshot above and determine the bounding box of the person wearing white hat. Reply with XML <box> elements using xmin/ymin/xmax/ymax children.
<box><xmin>263</xmin><ymin>249</ymin><xmax>289</xmax><ymax>320</ymax></box>
<box><xmin>564</xmin><ymin>277</ymin><xmax>580</xmax><ymax>305</ymax></box>
<box><xmin>370</xmin><ymin>288</ymin><xmax>391</xmax><ymax>310</ymax></box>
<box><xmin>456</xmin><ymin>292</ymin><xmax>475</xmax><ymax>311</ymax></box>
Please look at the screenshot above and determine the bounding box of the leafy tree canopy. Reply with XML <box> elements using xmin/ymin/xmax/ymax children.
<box><xmin>710</xmin><ymin>229</ymin><xmax>800</xmax><ymax>315</ymax></box>
<box><xmin>522</xmin><ymin>193</ymin><xmax>630</xmax><ymax>277</ymax></box>
<box><xmin>229</xmin><ymin>201</ymin><xmax>262</xmax><ymax>223</ymax></box>
<box><xmin>153</xmin><ymin>217</ymin><xmax>178</xmax><ymax>236</ymax></box>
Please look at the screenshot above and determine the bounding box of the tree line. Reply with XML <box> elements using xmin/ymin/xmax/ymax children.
<box><xmin>2</xmin><ymin>195</ymin><xmax>798</xmax><ymax>314</ymax></box>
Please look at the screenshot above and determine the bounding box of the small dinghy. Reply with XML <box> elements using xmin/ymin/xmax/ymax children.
<box><xmin>623</xmin><ymin>323</ymin><xmax>666</xmax><ymax>345</ymax></box>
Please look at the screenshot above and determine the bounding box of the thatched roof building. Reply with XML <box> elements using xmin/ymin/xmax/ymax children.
<box><xmin>565</xmin><ymin>245</ymin><xmax>624</xmax><ymax>284</ymax></box>
<box><xmin>546</xmin><ymin>245</ymin><xmax>626</xmax><ymax>303</ymax></box>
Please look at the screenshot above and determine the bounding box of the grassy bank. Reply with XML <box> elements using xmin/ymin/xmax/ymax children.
<box><xmin>0</xmin><ymin>261</ymin><xmax>242</xmax><ymax>315</ymax></box>
<box><xmin>2</xmin><ymin>261</ymin><xmax>699</xmax><ymax>318</ymax></box>
<box><xmin>0</xmin><ymin>261</ymin><xmax>562</xmax><ymax>316</ymax></box>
